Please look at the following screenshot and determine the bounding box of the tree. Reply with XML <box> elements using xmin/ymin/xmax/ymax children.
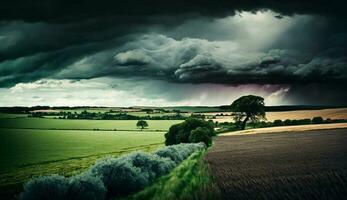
<box><xmin>164</xmin><ymin>118</ymin><xmax>214</xmax><ymax>146</ymax></box>
<box><xmin>230</xmin><ymin>95</ymin><xmax>266</xmax><ymax>130</ymax></box>
<box><xmin>312</xmin><ymin>116</ymin><xmax>323</xmax><ymax>124</ymax></box>
<box><xmin>136</xmin><ymin>120</ymin><xmax>148</xmax><ymax>130</ymax></box>
<box><xmin>189</xmin><ymin>127</ymin><xmax>212</xmax><ymax>146</ymax></box>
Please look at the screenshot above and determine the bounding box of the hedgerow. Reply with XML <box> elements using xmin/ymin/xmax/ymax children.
<box><xmin>19</xmin><ymin>143</ymin><xmax>205</xmax><ymax>200</ymax></box>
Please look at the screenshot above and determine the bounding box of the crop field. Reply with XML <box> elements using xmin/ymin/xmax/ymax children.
<box><xmin>211</xmin><ymin>108</ymin><xmax>347</xmax><ymax>122</ymax></box>
<box><xmin>0</xmin><ymin>118</ymin><xmax>183</xmax><ymax>131</ymax></box>
<box><xmin>205</xmin><ymin>129</ymin><xmax>347</xmax><ymax>199</ymax></box>
<box><xmin>0</xmin><ymin>116</ymin><xmax>184</xmax><ymax>199</ymax></box>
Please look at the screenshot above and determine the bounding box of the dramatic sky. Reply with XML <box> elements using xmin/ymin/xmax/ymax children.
<box><xmin>0</xmin><ymin>0</ymin><xmax>346</xmax><ymax>106</ymax></box>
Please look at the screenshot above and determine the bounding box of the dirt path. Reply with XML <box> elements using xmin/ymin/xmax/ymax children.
<box><xmin>205</xmin><ymin>129</ymin><xmax>347</xmax><ymax>200</ymax></box>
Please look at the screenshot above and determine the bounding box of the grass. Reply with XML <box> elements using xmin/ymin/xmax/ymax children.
<box><xmin>0</xmin><ymin>113</ymin><xmax>28</xmax><ymax>118</ymax></box>
<box><xmin>0</xmin><ymin>128</ymin><xmax>166</xmax><ymax>199</ymax></box>
<box><xmin>0</xmin><ymin>128</ymin><xmax>166</xmax><ymax>172</ymax></box>
<box><xmin>0</xmin><ymin>118</ymin><xmax>183</xmax><ymax>131</ymax></box>
<box><xmin>123</xmin><ymin>150</ymin><xmax>220</xmax><ymax>200</ymax></box>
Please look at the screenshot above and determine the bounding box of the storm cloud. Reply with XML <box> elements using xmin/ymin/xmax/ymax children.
<box><xmin>0</xmin><ymin>1</ymin><xmax>346</xmax><ymax>106</ymax></box>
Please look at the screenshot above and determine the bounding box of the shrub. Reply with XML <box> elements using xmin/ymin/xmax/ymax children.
<box><xmin>89</xmin><ymin>158</ymin><xmax>147</xmax><ymax>198</ymax></box>
<box><xmin>312</xmin><ymin>116</ymin><xmax>324</xmax><ymax>124</ymax></box>
<box><xmin>19</xmin><ymin>143</ymin><xmax>205</xmax><ymax>200</ymax></box>
<box><xmin>189</xmin><ymin>127</ymin><xmax>212</xmax><ymax>146</ymax></box>
<box><xmin>122</xmin><ymin>152</ymin><xmax>176</xmax><ymax>181</ymax></box>
<box><xmin>284</xmin><ymin>119</ymin><xmax>292</xmax><ymax>126</ymax></box>
<box><xmin>68</xmin><ymin>173</ymin><xmax>106</xmax><ymax>200</ymax></box>
<box><xmin>155</xmin><ymin>143</ymin><xmax>206</xmax><ymax>164</ymax></box>
<box><xmin>19</xmin><ymin>175</ymin><xmax>70</xmax><ymax>200</ymax></box>
<box><xmin>165</xmin><ymin>118</ymin><xmax>214</xmax><ymax>146</ymax></box>
<box><xmin>273</xmin><ymin>119</ymin><xmax>283</xmax><ymax>126</ymax></box>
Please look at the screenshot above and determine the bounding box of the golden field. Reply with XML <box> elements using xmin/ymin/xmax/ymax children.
<box><xmin>211</xmin><ymin>108</ymin><xmax>347</xmax><ymax>122</ymax></box>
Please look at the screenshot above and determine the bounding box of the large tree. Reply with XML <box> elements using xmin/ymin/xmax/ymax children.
<box><xmin>230</xmin><ymin>95</ymin><xmax>266</xmax><ymax>130</ymax></box>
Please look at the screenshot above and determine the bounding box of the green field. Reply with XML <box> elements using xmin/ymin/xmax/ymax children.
<box><xmin>0</xmin><ymin>113</ymin><xmax>28</xmax><ymax>119</ymax></box>
<box><xmin>0</xmin><ymin>117</ymin><xmax>183</xmax><ymax>199</ymax></box>
<box><xmin>0</xmin><ymin>118</ymin><xmax>183</xmax><ymax>131</ymax></box>
<box><xmin>0</xmin><ymin>129</ymin><xmax>166</xmax><ymax>172</ymax></box>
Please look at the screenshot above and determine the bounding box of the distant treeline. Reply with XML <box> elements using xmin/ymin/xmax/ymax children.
<box><xmin>1</xmin><ymin>105</ymin><xmax>346</xmax><ymax>114</ymax></box>
<box><xmin>219</xmin><ymin>105</ymin><xmax>347</xmax><ymax>112</ymax></box>
<box><xmin>30</xmin><ymin>110</ymin><xmax>189</xmax><ymax>120</ymax></box>
<box><xmin>216</xmin><ymin>117</ymin><xmax>347</xmax><ymax>133</ymax></box>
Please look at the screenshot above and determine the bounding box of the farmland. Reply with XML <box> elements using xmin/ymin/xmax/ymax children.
<box><xmin>0</xmin><ymin>117</ymin><xmax>183</xmax><ymax>199</ymax></box>
<box><xmin>211</xmin><ymin>108</ymin><xmax>347</xmax><ymax>122</ymax></box>
<box><xmin>0</xmin><ymin>118</ymin><xmax>183</xmax><ymax>131</ymax></box>
<box><xmin>205</xmin><ymin>129</ymin><xmax>347</xmax><ymax>199</ymax></box>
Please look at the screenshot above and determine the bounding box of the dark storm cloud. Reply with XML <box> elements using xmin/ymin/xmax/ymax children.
<box><xmin>0</xmin><ymin>0</ymin><xmax>346</xmax><ymax>22</ymax></box>
<box><xmin>0</xmin><ymin>0</ymin><xmax>346</xmax><ymax>107</ymax></box>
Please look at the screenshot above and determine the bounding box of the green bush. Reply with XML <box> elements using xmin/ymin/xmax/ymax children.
<box><xmin>19</xmin><ymin>175</ymin><xmax>70</xmax><ymax>200</ymax></box>
<box><xmin>20</xmin><ymin>143</ymin><xmax>206</xmax><ymax>200</ymax></box>
<box><xmin>189</xmin><ymin>127</ymin><xmax>212</xmax><ymax>146</ymax></box>
<box><xmin>284</xmin><ymin>119</ymin><xmax>292</xmax><ymax>126</ymax></box>
<box><xmin>273</xmin><ymin>120</ymin><xmax>284</xmax><ymax>126</ymax></box>
<box><xmin>164</xmin><ymin>118</ymin><xmax>214</xmax><ymax>146</ymax></box>
<box><xmin>312</xmin><ymin>116</ymin><xmax>324</xmax><ymax>124</ymax></box>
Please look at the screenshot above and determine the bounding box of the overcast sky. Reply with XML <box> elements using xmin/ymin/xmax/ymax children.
<box><xmin>0</xmin><ymin>0</ymin><xmax>346</xmax><ymax>106</ymax></box>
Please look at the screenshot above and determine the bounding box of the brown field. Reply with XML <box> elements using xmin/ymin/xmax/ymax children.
<box><xmin>220</xmin><ymin>123</ymin><xmax>347</xmax><ymax>136</ymax></box>
<box><xmin>205</xmin><ymin>129</ymin><xmax>347</xmax><ymax>200</ymax></box>
<box><xmin>211</xmin><ymin>108</ymin><xmax>347</xmax><ymax>122</ymax></box>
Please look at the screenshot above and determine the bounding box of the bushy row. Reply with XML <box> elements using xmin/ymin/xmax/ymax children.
<box><xmin>19</xmin><ymin>143</ymin><xmax>206</xmax><ymax>200</ymax></box>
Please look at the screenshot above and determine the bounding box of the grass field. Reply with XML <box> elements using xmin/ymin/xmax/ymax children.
<box><xmin>0</xmin><ymin>118</ymin><xmax>183</xmax><ymax>131</ymax></box>
<box><xmin>206</xmin><ymin>129</ymin><xmax>347</xmax><ymax>199</ymax></box>
<box><xmin>0</xmin><ymin>113</ymin><xmax>28</xmax><ymax>119</ymax></box>
<box><xmin>0</xmin><ymin>128</ymin><xmax>167</xmax><ymax>199</ymax></box>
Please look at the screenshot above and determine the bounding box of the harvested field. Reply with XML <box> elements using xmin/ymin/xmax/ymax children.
<box><xmin>212</xmin><ymin>108</ymin><xmax>347</xmax><ymax>122</ymax></box>
<box><xmin>205</xmin><ymin>129</ymin><xmax>347</xmax><ymax>200</ymax></box>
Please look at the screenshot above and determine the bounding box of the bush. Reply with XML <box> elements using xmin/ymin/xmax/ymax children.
<box><xmin>122</xmin><ymin>152</ymin><xmax>176</xmax><ymax>181</ymax></box>
<box><xmin>19</xmin><ymin>143</ymin><xmax>205</xmax><ymax>200</ymax></box>
<box><xmin>189</xmin><ymin>127</ymin><xmax>212</xmax><ymax>146</ymax></box>
<box><xmin>68</xmin><ymin>173</ymin><xmax>106</xmax><ymax>200</ymax></box>
<box><xmin>19</xmin><ymin>175</ymin><xmax>70</xmax><ymax>200</ymax></box>
<box><xmin>89</xmin><ymin>158</ymin><xmax>147</xmax><ymax>198</ymax></box>
<box><xmin>312</xmin><ymin>116</ymin><xmax>324</xmax><ymax>124</ymax></box>
<box><xmin>284</xmin><ymin>119</ymin><xmax>292</xmax><ymax>126</ymax></box>
<box><xmin>273</xmin><ymin>119</ymin><xmax>283</xmax><ymax>126</ymax></box>
<box><xmin>155</xmin><ymin>143</ymin><xmax>206</xmax><ymax>164</ymax></box>
<box><xmin>165</xmin><ymin>118</ymin><xmax>214</xmax><ymax>146</ymax></box>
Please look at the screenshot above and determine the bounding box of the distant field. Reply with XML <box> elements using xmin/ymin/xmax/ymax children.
<box><xmin>0</xmin><ymin>128</ymin><xmax>166</xmax><ymax>199</ymax></box>
<box><xmin>212</xmin><ymin>108</ymin><xmax>347</xmax><ymax>122</ymax></box>
<box><xmin>0</xmin><ymin>113</ymin><xmax>28</xmax><ymax>119</ymax></box>
<box><xmin>206</xmin><ymin>129</ymin><xmax>347</xmax><ymax>199</ymax></box>
<box><xmin>0</xmin><ymin>118</ymin><xmax>183</xmax><ymax>131</ymax></box>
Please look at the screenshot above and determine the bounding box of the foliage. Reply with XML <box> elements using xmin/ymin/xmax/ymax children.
<box><xmin>312</xmin><ymin>116</ymin><xmax>324</xmax><ymax>124</ymax></box>
<box><xmin>137</xmin><ymin>120</ymin><xmax>149</xmax><ymax>130</ymax></box>
<box><xmin>164</xmin><ymin>118</ymin><xmax>214</xmax><ymax>146</ymax></box>
<box><xmin>273</xmin><ymin>119</ymin><xmax>284</xmax><ymax>126</ymax></box>
<box><xmin>124</xmin><ymin>151</ymin><xmax>220</xmax><ymax>200</ymax></box>
<box><xmin>215</xmin><ymin>116</ymin><xmax>347</xmax><ymax>134</ymax></box>
<box><xmin>68</xmin><ymin>173</ymin><xmax>106</xmax><ymax>200</ymax></box>
<box><xmin>19</xmin><ymin>175</ymin><xmax>70</xmax><ymax>200</ymax></box>
<box><xmin>189</xmin><ymin>127</ymin><xmax>212</xmax><ymax>146</ymax></box>
<box><xmin>19</xmin><ymin>143</ymin><xmax>206</xmax><ymax>200</ymax></box>
<box><xmin>230</xmin><ymin>95</ymin><xmax>266</xmax><ymax>130</ymax></box>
